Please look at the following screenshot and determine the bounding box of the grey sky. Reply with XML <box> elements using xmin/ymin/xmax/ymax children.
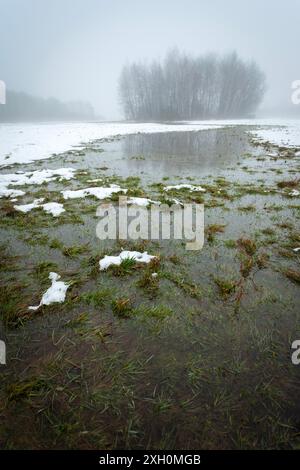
<box><xmin>0</xmin><ymin>0</ymin><xmax>299</xmax><ymax>119</ymax></box>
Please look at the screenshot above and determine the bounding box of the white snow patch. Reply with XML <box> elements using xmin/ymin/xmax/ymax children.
<box><xmin>41</xmin><ymin>202</ymin><xmax>65</xmax><ymax>217</ymax></box>
<box><xmin>99</xmin><ymin>250</ymin><xmax>157</xmax><ymax>271</ymax></box>
<box><xmin>164</xmin><ymin>184</ymin><xmax>206</xmax><ymax>192</ymax></box>
<box><xmin>289</xmin><ymin>189</ymin><xmax>300</xmax><ymax>197</ymax></box>
<box><xmin>119</xmin><ymin>196</ymin><xmax>180</xmax><ymax>206</ymax></box>
<box><xmin>62</xmin><ymin>184</ymin><xmax>126</xmax><ymax>200</ymax></box>
<box><xmin>249</xmin><ymin>120</ymin><xmax>300</xmax><ymax>148</ymax></box>
<box><xmin>14</xmin><ymin>198</ymin><xmax>65</xmax><ymax>217</ymax></box>
<box><xmin>14</xmin><ymin>199</ymin><xmax>65</xmax><ymax>217</ymax></box>
<box><xmin>127</xmin><ymin>197</ymin><xmax>160</xmax><ymax>206</ymax></box>
<box><xmin>293</xmin><ymin>247</ymin><xmax>300</xmax><ymax>253</ymax></box>
<box><xmin>0</xmin><ymin>187</ymin><xmax>25</xmax><ymax>198</ymax></box>
<box><xmin>0</xmin><ymin>168</ymin><xmax>76</xmax><ymax>199</ymax></box>
<box><xmin>28</xmin><ymin>272</ymin><xmax>69</xmax><ymax>311</ymax></box>
<box><xmin>14</xmin><ymin>198</ymin><xmax>45</xmax><ymax>213</ymax></box>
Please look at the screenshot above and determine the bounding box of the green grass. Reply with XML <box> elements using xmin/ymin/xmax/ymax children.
<box><xmin>111</xmin><ymin>297</ymin><xmax>133</xmax><ymax>318</ymax></box>
<box><xmin>136</xmin><ymin>270</ymin><xmax>159</xmax><ymax>296</ymax></box>
<box><xmin>161</xmin><ymin>270</ymin><xmax>202</xmax><ymax>298</ymax></box>
<box><xmin>238</xmin><ymin>205</ymin><xmax>256</xmax><ymax>213</ymax></box>
<box><xmin>49</xmin><ymin>238</ymin><xmax>64</xmax><ymax>250</ymax></box>
<box><xmin>134</xmin><ymin>304</ymin><xmax>173</xmax><ymax>320</ymax></box>
<box><xmin>239</xmin><ymin>254</ymin><xmax>254</xmax><ymax>278</ymax></box>
<box><xmin>110</xmin><ymin>258</ymin><xmax>137</xmax><ymax>276</ymax></box>
<box><xmin>284</xmin><ymin>269</ymin><xmax>300</xmax><ymax>284</ymax></box>
<box><xmin>206</xmin><ymin>224</ymin><xmax>226</xmax><ymax>243</ymax></box>
<box><xmin>81</xmin><ymin>288</ymin><xmax>113</xmax><ymax>307</ymax></box>
<box><xmin>63</xmin><ymin>244</ymin><xmax>89</xmax><ymax>257</ymax></box>
<box><xmin>6</xmin><ymin>377</ymin><xmax>48</xmax><ymax>402</ymax></box>
<box><xmin>224</xmin><ymin>239</ymin><xmax>237</xmax><ymax>249</ymax></box>
<box><xmin>237</xmin><ymin>238</ymin><xmax>257</xmax><ymax>256</ymax></box>
<box><xmin>214</xmin><ymin>277</ymin><xmax>238</xmax><ymax>298</ymax></box>
<box><xmin>34</xmin><ymin>261</ymin><xmax>58</xmax><ymax>283</ymax></box>
<box><xmin>0</xmin><ymin>283</ymin><xmax>27</xmax><ymax>327</ymax></box>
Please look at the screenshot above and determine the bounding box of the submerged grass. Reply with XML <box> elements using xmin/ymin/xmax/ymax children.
<box><xmin>1</xmin><ymin>131</ymin><xmax>300</xmax><ymax>450</ymax></box>
<box><xmin>284</xmin><ymin>269</ymin><xmax>300</xmax><ymax>284</ymax></box>
<box><xmin>0</xmin><ymin>283</ymin><xmax>28</xmax><ymax>327</ymax></box>
<box><xmin>214</xmin><ymin>277</ymin><xmax>238</xmax><ymax>298</ymax></box>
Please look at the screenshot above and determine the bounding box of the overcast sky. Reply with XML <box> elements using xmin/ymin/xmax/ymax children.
<box><xmin>0</xmin><ymin>0</ymin><xmax>299</xmax><ymax>119</ymax></box>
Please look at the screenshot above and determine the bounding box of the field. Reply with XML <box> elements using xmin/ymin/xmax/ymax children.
<box><xmin>0</xmin><ymin>121</ymin><xmax>300</xmax><ymax>449</ymax></box>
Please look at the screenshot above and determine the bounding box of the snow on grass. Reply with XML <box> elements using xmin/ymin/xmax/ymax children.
<box><xmin>61</xmin><ymin>191</ymin><xmax>179</xmax><ymax>206</ymax></box>
<box><xmin>28</xmin><ymin>272</ymin><xmax>69</xmax><ymax>311</ymax></box>
<box><xmin>14</xmin><ymin>198</ymin><xmax>65</xmax><ymax>216</ymax></box>
<box><xmin>248</xmin><ymin>120</ymin><xmax>300</xmax><ymax>148</ymax></box>
<box><xmin>62</xmin><ymin>184</ymin><xmax>126</xmax><ymax>200</ymax></box>
<box><xmin>289</xmin><ymin>189</ymin><xmax>300</xmax><ymax>197</ymax></box>
<box><xmin>293</xmin><ymin>247</ymin><xmax>300</xmax><ymax>253</ymax></box>
<box><xmin>42</xmin><ymin>202</ymin><xmax>65</xmax><ymax>216</ymax></box>
<box><xmin>0</xmin><ymin>187</ymin><xmax>25</xmax><ymax>199</ymax></box>
<box><xmin>164</xmin><ymin>184</ymin><xmax>206</xmax><ymax>192</ymax></box>
<box><xmin>99</xmin><ymin>250</ymin><xmax>157</xmax><ymax>271</ymax></box>
<box><xmin>14</xmin><ymin>198</ymin><xmax>45</xmax><ymax>213</ymax></box>
<box><xmin>127</xmin><ymin>197</ymin><xmax>160</xmax><ymax>206</ymax></box>
<box><xmin>0</xmin><ymin>168</ymin><xmax>76</xmax><ymax>199</ymax></box>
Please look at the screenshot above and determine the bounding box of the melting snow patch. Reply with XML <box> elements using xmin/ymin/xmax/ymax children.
<box><xmin>0</xmin><ymin>187</ymin><xmax>25</xmax><ymax>198</ymax></box>
<box><xmin>14</xmin><ymin>199</ymin><xmax>65</xmax><ymax>217</ymax></box>
<box><xmin>28</xmin><ymin>272</ymin><xmax>69</xmax><ymax>311</ymax></box>
<box><xmin>14</xmin><ymin>198</ymin><xmax>45</xmax><ymax>213</ymax></box>
<box><xmin>127</xmin><ymin>197</ymin><xmax>160</xmax><ymax>206</ymax></box>
<box><xmin>62</xmin><ymin>184</ymin><xmax>126</xmax><ymax>200</ymax></box>
<box><xmin>289</xmin><ymin>189</ymin><xmax>300</xmax><ymax>197</ymax></box>
<box><xmin>0</xmin><ymin>168</ymin><xmax>76</xmax><ymax>199</ymax></box>
<box><xmin>41</xmin><ymin>202</ymin><xmax>65</xmax><ymax>217</ymax></box>
<box><xmin>117</xmin><ymin>197</ymin><xmax>180</xmax><ymax>206</ymax></box>
<box><xmin>248</xmin><ymin>122</ymin><xmax>300</xmax><ymax>148</ymax></box>
<box><xmin>293</xmin><ymin>247</ymin><xmax>300</xmax><ymax>253</ymax></box>
<box><xmin>164</xmin><ymin>184</ymin><xmax>206</xmax><ymax>192</ymax></box>
<box><xmin>99</xmin><ymin>250</ymin><xmax>157</xmax><ymax>271</ymax></box>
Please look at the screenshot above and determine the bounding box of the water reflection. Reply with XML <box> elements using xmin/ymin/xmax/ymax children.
<box><xmin>121</xmin><ymin>129</ymin><xmax>252</xmax><ymax>177</ymax></box>
<box><xmin>83</xmin><ymin>128</ymin><xmax>255</xmax><ymax>181</ymax></box>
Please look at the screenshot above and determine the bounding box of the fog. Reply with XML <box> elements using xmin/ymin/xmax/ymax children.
<box><xmin>0</xmin><ymin>0</ymin><xmax>299</xmax><ymax>119</ymax></box>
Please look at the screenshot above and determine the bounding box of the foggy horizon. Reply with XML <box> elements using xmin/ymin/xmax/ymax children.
<box><xmin>1</xmin><ymin>0</ymin><xmax>300</xmax><ymax>119</ymax></box>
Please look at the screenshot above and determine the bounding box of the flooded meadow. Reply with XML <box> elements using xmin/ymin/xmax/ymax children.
<box><xmin>0</xmin><ymin>123</ymin><xmax>300</xmax><ymax>449</ymax></box>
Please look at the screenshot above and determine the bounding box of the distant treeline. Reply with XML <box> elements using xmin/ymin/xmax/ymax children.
<box><xmin>119</xmin><ymin>50</ymin><xmax>266</xmax><ymax>120</ymax></box>
<box><xmin>0</xmin><ymin>90</ymin><xmax>95</xmax><ymax>122</ymax></box>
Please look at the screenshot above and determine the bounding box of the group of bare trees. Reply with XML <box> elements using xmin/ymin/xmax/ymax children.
<box><xmin>119</xmin><ymin>50</ymin><xmax>266</xmax><ymax>120</ymax></box>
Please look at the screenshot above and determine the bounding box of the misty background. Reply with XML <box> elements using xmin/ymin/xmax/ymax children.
<box><xmin>0</xmin><ymin>0</ymin><xmax>299</xmax><ymax>120</ymax></box>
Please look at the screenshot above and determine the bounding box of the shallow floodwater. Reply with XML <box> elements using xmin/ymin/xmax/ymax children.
<box><xmin>82</xmin><ymin>128</ymin><xmax>258</xmax><ymax>182</ymax></box>
<box><xmin>1</xmin><ymin>124</ymin><xmax>300</xmax><ymax>450</ymax></box>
